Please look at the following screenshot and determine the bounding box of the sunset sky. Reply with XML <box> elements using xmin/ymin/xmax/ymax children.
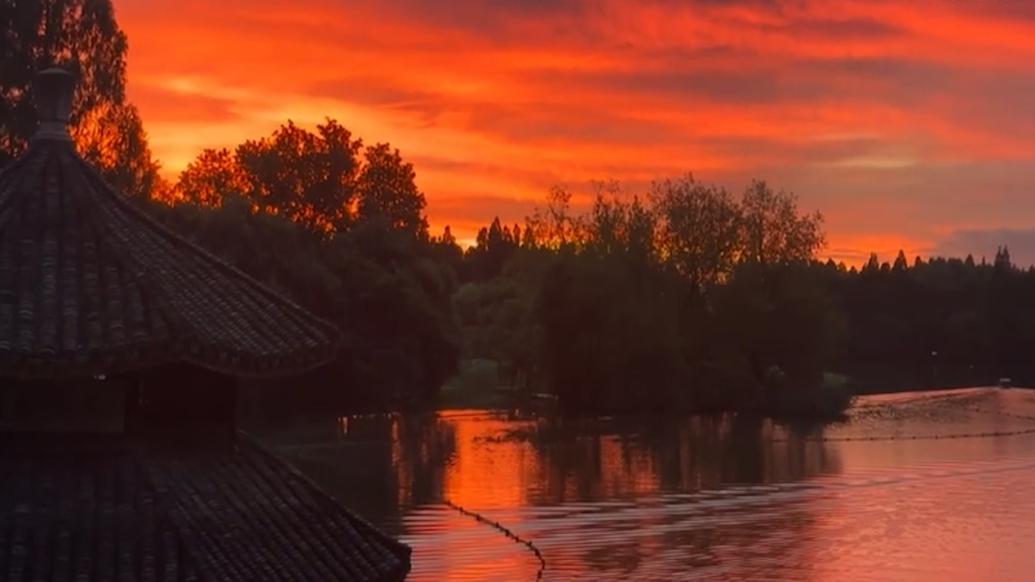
<box><xmin>115</xmin><ymin>0</ymin><xmax>1035</xmax><ymax>265</ymax></box>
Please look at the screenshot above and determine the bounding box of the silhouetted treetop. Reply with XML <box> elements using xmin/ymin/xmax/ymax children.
<box><xmin>358</xmin><ymin>143</ymin><xmax>428</xmax><ymax>239</ymax></box>
<box><xmin>0</xmin><ymin>0</ymin><xmax>161</xmax><ymax>197</ymax></box>
<box><xmin>651</xmin><ymin>175</ymin><xmax>740</xmax><ymax>288</ymax></box>
<box><xmin>526</xmin><ymin>186</ymin><xmax>582</xmax><ymax>249</ymax></box>
<box><xmin>174</xmin><ymin>119</ymin><xmax>428</xmax><ymax>239</ymax></box>
<box><xmin>177</xmin><ymin>148</ymin><xmax>246</xmax><ymax>207</ymax></box>
<box><xmin>236</xmin><ymin>119</ymin><xmax>362</xmax><ymax>233</ymax></box>
<box><xmin>893</xmin><ymin>250</ymin><xmax>909</xmax><ymax>272</ymax></box>
<box><xmin>739</xmin><ymin>180</ymin><xmax>824</xmax><ymax>265</ymax></box>
<box><xmin>995</xmin><ymin>245</ymin><xmax>1013</xmax><ymax>272</ymax></box>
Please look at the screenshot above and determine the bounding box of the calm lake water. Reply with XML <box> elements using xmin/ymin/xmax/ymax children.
<box><xmin>264</xmin><ymin>388</ymin><xmax>1035</xmax><ymax>581</ymax></box>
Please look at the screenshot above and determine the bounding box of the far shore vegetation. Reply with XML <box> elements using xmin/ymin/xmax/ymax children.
<box><xmin>5</xmin><ymin>0</ymin><xmax>1034</xmax><ymax>422</ymax></box>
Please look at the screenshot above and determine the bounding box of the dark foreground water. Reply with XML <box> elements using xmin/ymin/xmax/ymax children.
<box><xmin>265</xmin><ymin>388</ymin><xmax>1035</xmax><ymax>581</ymax></box>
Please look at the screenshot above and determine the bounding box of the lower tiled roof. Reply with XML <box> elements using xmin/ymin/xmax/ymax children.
<box><xmin>0</xmin><ymin>437</ymin><xmax>410</xmax><ymax>582</ymax></box>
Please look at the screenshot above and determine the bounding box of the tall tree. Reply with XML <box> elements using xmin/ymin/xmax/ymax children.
<box><xmin>236</xmin><ymin>119</ymin><xmax>362</xmax><ymax>234</ymax></box>
<box><xmin>357</xmin><ymin>142</ymin><xmax>428</xmax><ymax>239</ymax></box>
<box><xmin>465</xmin><ymin>216</ymin><xmax>519</xmax><ymax>280</ymax></box>
<box><xmin>0</xmin><ymin>0</ymin><xmax>161</xmax><ymax>197</ymax></box>
<box><xmin>74</xmin><ymin>100</ymin><xmax>161</xmax><ymax>199</ymax></box>
<box><xmin>863</xmin><ymin>253</ymin><xmax>880</xmax><ymax>274</ymax></box>
<box><xmin>892</xmin><ymin>249</ymin><xmax>909</xmax><ymax>272</ymax></box>
<box><xmin>526</xmin><ymin>186</ymin><xmax>582</xmax><ymax>249</ymax></box>
<box><xmin>651</xmin><ymin>175</ymin><xmax>741</xmax><ymax>289</ymax></box>
<box><xmin>994</xmin><ymin>245</ymin><xmax>1012</xmax><ymax>273</ymax></box>
<box><xmin>584</xmin><ymin>193</ymin><xmax>657</xmax><ymax>265</ymax></box>
<box><xmin>739</xmin><ymin>180</ymin><xmax>824</xmax><ymax>265</ymax></box>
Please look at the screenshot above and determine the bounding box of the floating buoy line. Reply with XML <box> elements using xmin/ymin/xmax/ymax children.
<box><xmin>772</xmin><ymin>407</ymin><xmax>1035</xmax><ymax>443</ymax></box>
<box><xmin>443</xmin><ymin>499</ymin><xmax>546</xmax><ymax>581</ymax></box>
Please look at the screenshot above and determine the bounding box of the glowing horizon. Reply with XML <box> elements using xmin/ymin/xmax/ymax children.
<box><xmin>116</xmin><ymin>1</ymin><xmax>1035</xmax><ymax>265</ymax></box>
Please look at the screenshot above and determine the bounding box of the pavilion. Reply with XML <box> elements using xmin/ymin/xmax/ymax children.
<box><xmin>0</xmin><ymin>68</ymin><xmax>411</xmax><ymax>582</ymax></box>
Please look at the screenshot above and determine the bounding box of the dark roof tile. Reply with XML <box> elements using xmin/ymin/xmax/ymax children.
<box><xmin>0</xmin><ymin>440</ymin><xmax>409</xmax><ymax>582</ymax></box>
<box><xmin>0</xmin><ymin>141</ymin><xmax>340</xmax><ymax>379</ymax></box>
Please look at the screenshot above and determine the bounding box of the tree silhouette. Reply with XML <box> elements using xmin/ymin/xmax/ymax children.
<box><xmin>176</xmin><ymin>148</ymin><xmax>246</xmax><ymax>207</ymax></box>
<box><xmin>465</xmin><ymin>216</ymin><xmax>519</xmax><ymax>280</ymax></box>
<box><xmin>893</xmin><ymin>250</ymin><xmax>909</xmax><ymax>272</ymax></box>
<box><xmin>0</xmin><ymin>0</ymin><xmax>161</xmax><ymax>196</ymax></box>
<box><xmin>526</xmin><ymin>186</ymin><xmax>582</xmax><ymax>249</ymax></box>
<box><xmin>739</xmin><ymin>180</ymin><xmax>824</xmax><ymax>265</ymax></box>
<box><xmin>863</xmin><ymin>253</ymin><xmax>880</xmax><ymax>273</ymax></box>
<box><xmin>650</xmin><ymin>175</ymin><xmax>740</xmax><ymax>290</ymax></box>
<box><xmin>358</xmin><ymin>143</ymin><xmax>428</xmax><ymax>239</ymax></box>
<box><xmin>175</xmin><ymin>119</ymin><xmax>430</xmax><ymax>241</ymax></box>
<box><xmin>236</xmin><ymin>119</ymin><xmax>362</xmax><ymax>234</ymax></box>
<box><xmin>429</xmin><ymin>225</ymin><xmax>463</xmax><ymax>275</ymax></box>
<box><xmin>994</xmin><ymin>245</ymin><xmax>1012</xmax><ymax>272</ymax></box>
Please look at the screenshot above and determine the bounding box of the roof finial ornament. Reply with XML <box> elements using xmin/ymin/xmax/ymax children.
<box><xmin>32</xmin><ymin>67</ymin><xmax>75</xmax><ymax>143</ymax></box>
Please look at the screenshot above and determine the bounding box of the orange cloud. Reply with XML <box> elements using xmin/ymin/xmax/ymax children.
<box><xmin>115</xmin><ymin>0</ymin><xmax>1035</xmax><ymax>261</ymax></box>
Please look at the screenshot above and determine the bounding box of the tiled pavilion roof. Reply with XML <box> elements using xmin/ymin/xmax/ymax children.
<box><xmin>0</xmin><ymin>69</ymin><xmax>340</xmax><ymax>379</ymax></box>
<box><xmin>0</xmin><ymin>437</ymin><xmax>411</xmax><ymax>582</ymax></box>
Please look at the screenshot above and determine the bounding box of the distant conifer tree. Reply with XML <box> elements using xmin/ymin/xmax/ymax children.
<box><xmin>893</xmin><ymin>250</ymin><xmax>909</xmax><ymax>272</ymax></box>
<box><xmin>863</xmin><ymin>253</ymin><xmax>880</xmax><ymax>273</ymax></box>
<box><xmin>994</xmin><ymin>245</ymin><xmax>1012</xmax><ymax>272</ymax></box>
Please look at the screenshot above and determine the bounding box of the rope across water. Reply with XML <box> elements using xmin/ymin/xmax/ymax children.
<box><xmin>442</xmin><ymin>499</ymin><xmax>547</xmax><ymax>581</ymax></box>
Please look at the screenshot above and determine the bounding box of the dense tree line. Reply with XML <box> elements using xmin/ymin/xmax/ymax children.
<box><xmin>818</xmin><ymin>247</ymin><xmax>1035</xmax><ymax>392</ymax></box>
<box><xmin>457</xmin><ymin>178</ymin><xmax>846</xmax><ymax>417</ymax></box>
<box><xmin>458</xmin><ymin>187</ymin><xmax>1035</xmax><ymax>417</ymax></box>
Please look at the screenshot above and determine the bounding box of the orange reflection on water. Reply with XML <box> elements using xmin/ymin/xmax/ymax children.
<box><xmin>441</xmin><ymin>413</ymin><xmax>540</xmax><ymax>509</ymax></box>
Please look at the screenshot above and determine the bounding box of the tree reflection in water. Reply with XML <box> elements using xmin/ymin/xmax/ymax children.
<box><xmin>264</xmin><ymin>409</ymin><xmax>842</xmax><ymax>580</ymax></box>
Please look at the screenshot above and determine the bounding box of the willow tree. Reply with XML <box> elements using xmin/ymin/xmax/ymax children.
<box><xmin>0</xmin><ymin>0</ymin><xmax>161</xmax><ymax>198</ymax></box>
